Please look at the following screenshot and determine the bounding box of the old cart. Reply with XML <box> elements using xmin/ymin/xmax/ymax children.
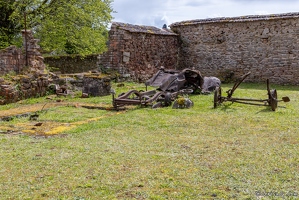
<box><xmin>112</xmin><ymin>89</ymin><xmax>173</xmax><ymax>109</ymax></box>
<box><xmin>112</xmin><ymin>68</ymin><xmax>205</xmax><ymax>109</ymax></box>
<box><xmin>213</xmin><ymin>72</ymin><xmax>290</xmax><ymax>111</ymax></box>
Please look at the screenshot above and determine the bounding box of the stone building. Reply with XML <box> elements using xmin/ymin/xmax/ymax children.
<box><xmin>102</xmin><ymin>22</ymin><xmax>179</xmax><ymax>82</ymax></box>
<box><xmin>170</xmin><ymin>12</ymin><xmax>299</xmax><ymax>84</ymax></box>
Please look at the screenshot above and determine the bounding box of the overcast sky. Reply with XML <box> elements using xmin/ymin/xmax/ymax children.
<box><xmin>112</xmin><ymin>0</ymin><xmax>299</xmax><ymax>28</ymax></box>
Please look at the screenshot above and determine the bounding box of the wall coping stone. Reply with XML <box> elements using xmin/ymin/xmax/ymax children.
<box><xmin>111</xmin><ymin>22</ymin><xmax>178</xmax><ymax>36</ymax></box>
<box><xmin>170</xmin><ymin>12</ymin><xmax>299</xmax><ymax>27</ymax></box>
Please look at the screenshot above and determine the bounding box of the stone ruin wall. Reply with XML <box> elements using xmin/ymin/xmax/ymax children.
<box><xmin>0</xmin><ymin>31</ymin><xmax>110</xmax><ymax>105</ymax></box>
<box><xmin>170</xmin><ymin>13</ymin><xmax>299</xmax><ymax>84</ymax></box>
<box><xmin>44</xmin><ymin>54</ymin><xmax>100</xmax><ymax>74</ymax></box>
<box><xmin>0</xmin><ymin>30</ymin><xmax>46</xmax><ymax>75</ymax></box>
<box><xmin>0</xmin><ymin>46</ymin><xmax>23</xmax><ymax>75</ymax></box>
<box><xmin>103</xmin><ymin>22</ymin><xmax>179</xmax><ymax>82</ymax></box>
<box><xmin>0</xmin><ymin>30</ymin><xmax>50</xmax><ymax>104</ymax></box>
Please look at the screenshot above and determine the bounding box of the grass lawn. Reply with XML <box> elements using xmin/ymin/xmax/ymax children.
<box><xmin>0</xmin><ymin>82</ymin><xmax>298</xmax><ymax>199</ymax></box>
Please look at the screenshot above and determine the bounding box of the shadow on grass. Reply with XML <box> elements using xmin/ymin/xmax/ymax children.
<box><xmin>213</xmin><ymin>103</ymin><xmax>238</xmax><ymax>112</ymax></box>
<box><xmin>255</xmin><ymin>108</ymin><xmax>275</xmax><ymax>113</ymax></box>
<box><xmin>255</xmin><ymin>106</ymin><xmax>288</xmax><ymax>113</ymax></box>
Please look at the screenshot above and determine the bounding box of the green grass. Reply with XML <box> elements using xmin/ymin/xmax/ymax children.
<box><xmin>0</xmin><ymin>82</ymin><xmax>298</xmax><ymax>199</ymax></box>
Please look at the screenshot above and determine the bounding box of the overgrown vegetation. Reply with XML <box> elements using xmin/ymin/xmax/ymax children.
<box><xmin>0</xmin><ymin>82</ymin><xmax>298</xmax><ymax>199</ymax></box>
<box><xmin>0</xmin><ymin>0</ymin><xmax>114</xmax><ymax>55</ymax></box>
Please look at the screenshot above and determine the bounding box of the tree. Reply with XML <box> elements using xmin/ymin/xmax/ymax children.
<box><xmin>0</xmin><ymin>0</ymin><xmax>21</xmax><ymax>49</ymax></box>
<box><xmin>1</xmin><ymin>0</ymin><xmax>114</xmax><ymax>55</ymax></box>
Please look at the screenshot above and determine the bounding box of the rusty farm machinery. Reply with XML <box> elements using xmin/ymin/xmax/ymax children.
<box><xmin>111</xmin><ymin>68</ymin><xmax>217</xmax><ymax>110</ymax></box>
<box><xmin>213</xmin><ymin>72</ymin><xmax>290</xmax><ymax>111</ymax></box>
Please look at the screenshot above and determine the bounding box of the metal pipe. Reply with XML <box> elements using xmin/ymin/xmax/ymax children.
<box><xmin>228</xmin><ymin>97</ymin><xmax>268</xmax><ymax>102</ymax></box>
<box><xmin>230</xmin><ymin>100</ymin><xmax>268</xmax><ymax>106</ymax></box>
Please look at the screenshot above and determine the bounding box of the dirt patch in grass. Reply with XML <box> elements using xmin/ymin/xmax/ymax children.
<box><xmin>0</xmin><ymin>101</ymin><xmax>123</xmax><ymax>136</ymax></box>
<box><xmin>0</xmin><ymin>102</ymin><xmax>65</xmax><ymax>119</ymax></box>
<box><xmin>0</xmin><ymin>101</ymin><xmax>116</xmax><ymax>119</ymax></box>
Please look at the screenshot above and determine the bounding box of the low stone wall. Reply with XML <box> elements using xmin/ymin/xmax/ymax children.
<box><xmin>0</xmin><ymin>72</ymin><xmax>112</xmax><ymax>105</ymax></box>
<box><xmin>44</xmin><ymin>54</ymin><xmax>101</xmax><ymax>74</ymax></box>
<box><xmin>82</xmin><ymin>74</ymin><xmax>111</xmax><ymax>97</ymax></box>
<box><xmin>0</xmin><ymin>74</ymin><xmax>50</xmax><ymax>105</ymax></box>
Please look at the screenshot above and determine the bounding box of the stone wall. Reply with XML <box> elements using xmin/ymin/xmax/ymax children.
<box><xmin>0</xmin><ymin>30</ymin><xmax>46</xmax><ymax>76</ymax></box>
<box><xmin>0</xmin><ymin>74</ymin><xmax>49</xmax><ymax>105</ymax></box>
<box><xmin>0</xmin><ymin>29</ymin><xmax>113</xmax><ymax>105</ymax></box>
<box><xmin>3</xmin><ymin>13</ymin><xmax>299</xmax><ymax>86</ymax></box>
<box><xmin>82</xmin><ymin>74</ymin><xmax>111</xmax><ymax>97</ymax></box>
<box><xmin>0</xmin><ymin>46</ymin><xmax>24</xmax><ymax>74</ymax></box>
<box><xmin>44</xmin><ymin>54</ymin><xmax>101</xmax><ymax>74</ymax></box>
<box><xmin>0</xmin><ymin>30</ymin><xmax>49</xmax><ymax>104</ymax></box>
<box><xmin>102</xmin><ymin>22</ymin><xmax>179</xmax><ymax>82</ymax></box>
<box><xmin>170</xmin><ymin>13</ymin><xmax>299</xmax><ymax>84</ymax></box>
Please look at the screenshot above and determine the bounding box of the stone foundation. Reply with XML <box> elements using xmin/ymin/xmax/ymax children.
<box><xmin>0</xmin><ymin>74</ymin><xmax>50</xmax><ymax>105</ymax></box>
<box><xmin>82</xmin><ymin>74</ymin><xmax>111</xmax><ymax>97</ymax></box>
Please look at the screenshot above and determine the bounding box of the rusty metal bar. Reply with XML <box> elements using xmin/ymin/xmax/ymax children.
<box><xmin>229</xmin><ymin>98</ymin><xmax>268</xmax><ymax>102</ymax></box>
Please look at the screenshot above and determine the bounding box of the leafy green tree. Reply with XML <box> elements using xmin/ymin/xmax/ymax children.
<box><xmin>1</xmin><ymin>0</ymin><xmax>114</xmax><ymax>55</ymax></box>
<box><xmin>0</xmin><ymin>0</ymin><xmax>21</xmax><ymax>49</ymax></box>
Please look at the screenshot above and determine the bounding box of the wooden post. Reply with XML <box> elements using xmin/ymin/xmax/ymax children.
<box><xmin>24</xmin><ymin>12</ymin><xmax>28</xmax><ymax>67</ymax></box>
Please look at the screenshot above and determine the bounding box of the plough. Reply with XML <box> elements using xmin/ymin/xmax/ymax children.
<box><xmin>213</xmin><ymin>72</ymin><xmax>290</xmax><ymax>111</ymax></box>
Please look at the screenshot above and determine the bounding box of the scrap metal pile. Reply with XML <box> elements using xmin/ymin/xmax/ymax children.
<box><xmin>112</xmin><ymin>68</ymin><xmax>290</xmax><ymax>111</ymax></box>
<box><xmin>112</xmin><ymin>67</ymin><xmax>220</xmax><ymax>109</ymax></box>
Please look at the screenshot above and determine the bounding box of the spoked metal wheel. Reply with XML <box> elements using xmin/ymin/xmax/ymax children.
<box><xmin>151</xmin><ymin>92</ymin><xmax>172</xmax><ymax>109</ymax></box>
<box><xmin>269</xmin><ymin>89</ymin><xmax>278</xmax><ymax>111</ymax></box>
<box><xmin>214</xmin><ymin>87</ymin><xmax>222</xmax><ymax>108</ymax></box>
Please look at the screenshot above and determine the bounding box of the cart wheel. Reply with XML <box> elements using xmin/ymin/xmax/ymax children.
<box><xmin>214</xmin><ymin>87</ymin><xmax>221</xmax><ymax>108</ymax></box>
<box><xmin>269</xmin><ymin>89</ymin><xmax>278</xmax><ymax>111</ymax></box>
<box><xmin>163</xmin><ymin>92</ymin><xmax>172</xmax><ymax>107</ymax></box>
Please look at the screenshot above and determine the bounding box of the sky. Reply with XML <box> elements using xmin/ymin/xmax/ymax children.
<box><xmin>112</xmin><ymin>0</ymin><xmax>299</xmax><ymax>28</ymax></box>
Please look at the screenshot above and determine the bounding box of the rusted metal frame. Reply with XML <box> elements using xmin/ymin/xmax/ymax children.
<box><xmin>228</xmin><ymin>97</ymin><xmax>268</xmax><ymax>102</ymax></box>
<box><xmin>140</xmin><ymin>91</ymin><xmax>165</xmax><ymax>105</ymax></box>
<box><xmin>214</xmin><ymin>72</ymin><xmax>290</xmax><ymax>111</ymax></box>
<box><xmin>226</xmin><ymin>72</ymin><xmax>251</xmax><ymax>98</ymax></box>
<box><xmin>113</xmin><ymin>89</ymin><xmax>166</xmax><ymax>108</ymax></box>
<box><xmin>116</xmin><ymin>90</ymin><xmax>156</xmax><ymax>99</ymax></box>
<box><xmin>229</xmin><ymin>99</ymin><xmax>269</xmax><ymax>106</ymax></box>
<box><xmin>116</xmin><ymin>90</ymin><xmax>142</xmax><ymax>100</ymax></box>
<box><xmin>218</xmin><ymin>96</ymin><xmax>268</xmax><ymax>105</ymax></box>
<box><xmin>114</xmin><ymin>99</ymin><xmax>143</xmax><ymax>104</ymax></box>
<box><xmin>112</xmin><ymin>90</ymin><xmax>142</xmax><ymax>109</ymax></box>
